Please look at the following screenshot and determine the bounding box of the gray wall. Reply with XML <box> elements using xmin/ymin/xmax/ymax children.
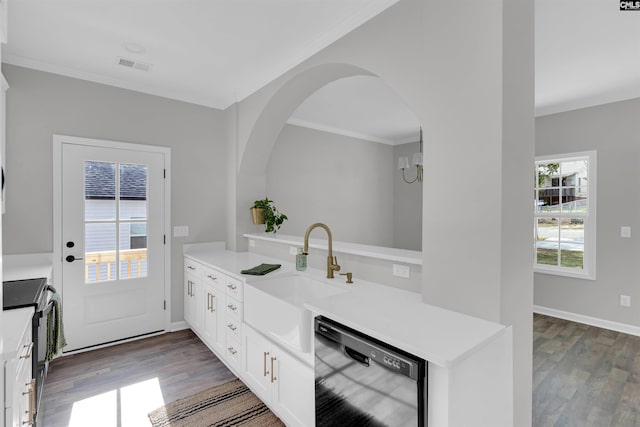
<box><xmin>535</xmin><ymin>97</ymin><xmax>640</xmax><ymax>326</ymax></box>
<box><xmin>393</xmin><ymin>141</ymin><xmax>422</xmax><ymax>251</ymax></box>
<box><xmin>266</xmin><ymin>124</ymin><xmax>394</xmax><ymax>247</ymax></box>
<box><xmin>2</xmin><ymin>64</ymin><xmax>227</xmax><ymax>323</ymax></box>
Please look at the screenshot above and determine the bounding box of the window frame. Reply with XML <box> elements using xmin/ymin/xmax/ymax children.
<box><xmin>534</xmin><ymin>150</ymin><xmax>596</xmax><ymax>280</ymax></box>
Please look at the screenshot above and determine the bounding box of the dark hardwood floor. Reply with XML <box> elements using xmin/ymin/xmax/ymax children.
<box><xmin>39</xmin><ymin>329</ymin><xmax>236</xmax><ymax>427</ymax></box>
<box><xmin>39</xmin><ymin>314</ymin><xmax>640</xmax><ymax>426</ymax></box>
<box><xmin>534</xmin><ymin>313</ymin><xmax>640</xmax><ymax>427</ymax></box>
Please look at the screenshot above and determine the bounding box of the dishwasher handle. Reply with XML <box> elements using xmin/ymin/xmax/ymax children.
<box><xmin>343</xmin><ymin>346</ymin><xmax>370</xmax><ymax>367</ymax></box>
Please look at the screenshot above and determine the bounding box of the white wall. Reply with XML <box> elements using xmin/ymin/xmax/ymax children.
<box><xmin>231</xmin><ymin>0</ymin><xmax>534</xmax><ymax>424</ymax></box>
<box><xmin>2</xmin><ymin>64</ymin><xmax>227</xmax><ymax>322</ymax></box>
<box><xmin>535</xmin><ymin>97</ymin><xmax>640</xmax><ymax>327</ymax></box>
<box><xmin>266</xmin><ymin>124</ymin><xmax>394</xmax><ymax>247</ymax></box>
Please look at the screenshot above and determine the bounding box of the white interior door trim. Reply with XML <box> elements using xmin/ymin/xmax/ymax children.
<box><xmin>53</xmin><ymin>134</ymin><xmax>172</xmax><ymax>336</ymax></box>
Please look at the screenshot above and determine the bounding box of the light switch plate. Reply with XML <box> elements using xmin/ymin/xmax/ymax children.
<box><xmin>393</xmin><ymin>264</ymin><xmax>410</xmax><ymax>278</ymax></box>
<box><xmin>289</xmin><ymin>246</ymin><xmax>298</xmax><ymax>255</ymax></box>
<box><xmin>173</xmin><ymin>226</ymin><xmax>189</xmax><ymax>237</ymax></box>
<box><xmin>249</xmin><ymin>239</ymin><xmax>256</xmax><ymax>247</ymax></box>
<box><xmin>621</xmin><ymin>226</ymin><xmax>631</xmax><ymax>238</ymax></box>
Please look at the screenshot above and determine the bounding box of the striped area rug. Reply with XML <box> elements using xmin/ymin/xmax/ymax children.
<box><xmin>148</xmin><ymin>379</ymin><xmax>285</xmax><ymax>427</ymax></box>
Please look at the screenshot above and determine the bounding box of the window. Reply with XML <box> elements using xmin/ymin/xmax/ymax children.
<box><xmin>534</xmin><ymin>151</ymin><xmax>596</xmax><ymax>279</ymax></box>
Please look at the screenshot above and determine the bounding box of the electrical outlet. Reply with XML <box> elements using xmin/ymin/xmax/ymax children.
<box><xmin>392</xmin><ymin>264</ymin><xmax>410</xmax><ymax>278</ymax></box>
<box><xmin>620</xmin><ymin>295</ymin><xmax>631</xmax><ymax>307</ymax></box>
<box><xmin>249</xmin><ymin>239</ymin><xmax>256</xmax><ymax>247</ymax></box>
<box><xmin>289</xmin><ymin>246</ymin><xmax>298</xmax><ymax>255</ymax></box>
<box><xmin>173</xmin><ymin>226</ymin><xmax>189</xmax><ymax>237</ymax></box>
<box><xmin>621</xmin><ymin>226</ymin><xmax>632</xmax><ymax>238</ymax></box>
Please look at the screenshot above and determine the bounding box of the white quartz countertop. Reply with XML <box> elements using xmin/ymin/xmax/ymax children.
<box><xmin>184</xmin><ymin>243</ymin><xmax>505</xmax><ymax>367</ymax></box>
<box><xmin>4</xmin><ymin>253</ymin><xmax>53</xmax><ymax>282</ymax></box>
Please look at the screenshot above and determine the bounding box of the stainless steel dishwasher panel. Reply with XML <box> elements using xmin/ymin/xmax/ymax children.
<box><xmin>314</xmin><ymin>316</ymin><xmax>426</xmax><ymax>427</ymax></box>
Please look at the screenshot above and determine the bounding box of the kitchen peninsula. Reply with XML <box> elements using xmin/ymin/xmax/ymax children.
<box><xmin>184</xmin><ymin>241</ymin><xmax>512</xmax><ymax>427</ymax></box>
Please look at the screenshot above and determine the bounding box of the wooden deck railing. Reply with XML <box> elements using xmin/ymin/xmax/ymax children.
<box><xmin>85</xmin><ymin>249</ymin><xmax>147</xmax><ymax>281</ymax></box>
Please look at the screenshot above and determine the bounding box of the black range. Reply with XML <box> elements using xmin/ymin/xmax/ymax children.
<box><xmin>3</xmin><ymin>278</ymin><xmax>48</xmax><ymax>310</ymax></box>
<box><xmin>3</xmin><ymin>277</ymin><xmax>54</xmax><ymax>427</ymax></box>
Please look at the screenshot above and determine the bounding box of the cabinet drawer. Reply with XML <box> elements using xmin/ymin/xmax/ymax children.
<box><xmin>226</xmin><ymin>341</ymin><xmax>241</xmax><ymax>371</ymax></box>
<box><xmin>226</xmin><ymin>277</ymin><xmax>243</xmax><ymax>301</ymax></box>
<box><xmin>184</xmin><ymin>259</ymin><xmax>201</xmax><ymax>276</ymax></box>
<box><xmin>203</xmin><ymin>267</ymin><xmax>225</xmax><ymax>290</ymax></box>
<box><xmin>225</xmin><ymin>296</ymin><xmax>243</xmax><ymax>323</ymax></box>
<box><xmin>226</xmin><ymin>318</ymin><xmax>242</xmax><ymax>342</ymax></box>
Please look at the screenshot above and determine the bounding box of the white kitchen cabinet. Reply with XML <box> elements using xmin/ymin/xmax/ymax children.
<box><xmin>3</xmin><ymin>309</ymin><xmax>35</xmax><ymax>427</ymax></box>
<box><xmin>242</xmin><ymin>324</ymin><xmax>314</xmax><ymax>427</ymax></box>
<box><xmin>183</xmin><ymin>260</ymin><xmax>202</xmax><ymax>331</ymax></box>
<box><xmin>202</xmin><ymin>266</ymin><xmax>226</xmax><ymax>356</ymax></box>
<box><xmin>184</xmin><ymin>257</ymin><xmax>247</xmax><ymax>375</ymax></box>
<box><xmin>224</xmin><ymin>276</ymin><xmax>243</xmax><ymax>372</ymax></box>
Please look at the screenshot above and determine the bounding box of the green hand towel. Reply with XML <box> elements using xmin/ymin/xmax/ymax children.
<box><xmin>241</xmin><ymin>263</ymin><xmax>281</xmax><ymax>275</ymax></box>
<box><xmin>46</xmin><ymin>291</ymin><xmax>67</xmax><ymax>362</ymax></box>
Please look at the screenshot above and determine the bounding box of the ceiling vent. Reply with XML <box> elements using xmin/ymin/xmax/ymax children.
<box><xmin>117</xmin><ymin>57</ymin><xmax>152</xmax><ymax>72</ymax></box>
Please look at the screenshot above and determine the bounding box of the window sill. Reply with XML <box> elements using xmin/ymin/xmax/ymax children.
<box><xmin>534</xmin><ymin>266</ymin><xmax>595</xmax><ymax>281</ymax></box>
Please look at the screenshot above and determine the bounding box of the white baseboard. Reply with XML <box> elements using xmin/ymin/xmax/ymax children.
<box><xmin>169</xmin><ymin>321</ymin><xmax>189</xmax><ymax>332</ymax></box>
<box><xmin>534</xmin><ymin>305</ymin><xmax>640</xmax><ymax>337</ymax></box>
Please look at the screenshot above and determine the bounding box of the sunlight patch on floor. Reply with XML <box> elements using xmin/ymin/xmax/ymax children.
<box><xmin>68</xmin><ymin>377</ymin><xmax>165</xmax><ymax>427</ymax></box>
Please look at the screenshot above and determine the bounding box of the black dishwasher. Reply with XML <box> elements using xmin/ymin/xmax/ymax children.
<box><xmin>314</xmin><ymin>316</ymin><xmax>427</xmax><ymax>426</ymax></box>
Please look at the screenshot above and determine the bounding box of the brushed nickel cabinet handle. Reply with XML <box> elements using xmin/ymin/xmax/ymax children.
<box><xmin>187</xmin><ymin>265</ymin><xmax>196</xmax><ymax>270</ymax></box>
<box><xmin>19</xmin><ymin>342</ymin><xmax>33</xmax><ymax>360</ymax></box>
<box><xmin>227</xmin><ymin>323</ymin><xmax>237</xmax><ymax>331</ymax></box>
<box><xmin>228</xmin><ymin>347</ymin><xmax>237</xmax><ymax>355</ymax></box>
<box><xmin>22</xmin><ymin>379</ymin><xmax>35</xmax><ymax>425</ymax></box>
<box><xmin>270</xmin><ymin>357</ymin><xmax>277</xmax><ymax>383</ymax></box>
<box><xmin>227</xmin><ymin>283</ymin><xmax>237</xmax><ymax>290</ymax></box>
<box><xmin>207</xmin><ymin>274</ymin><xmax>217</xmax><ymax>280</ymax></box>
<box><xmin>211</xmin><ymin>294</ymin><xmax>216</xmax><ymax>312</ymax></box>
<box><xmin>227</xmin><ymin>304</ymin><xmax>237</xmax><ymax>311</ymax></box>
<box><xmin>263</xmin><ymin>351</ymin><xmax>270</xmax><ymax>376</ymax></box>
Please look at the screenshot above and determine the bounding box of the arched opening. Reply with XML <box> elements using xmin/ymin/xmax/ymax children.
<box><xmin>235</xmin><ymin>63</ymin><xmax>421</xmax><ymax>251</ymax></box>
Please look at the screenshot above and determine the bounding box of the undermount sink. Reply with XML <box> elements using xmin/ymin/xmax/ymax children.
<box><xmin>244</xmin><ymin>273</ymin><xmax>348</xmax><ymax>353</ymax></box>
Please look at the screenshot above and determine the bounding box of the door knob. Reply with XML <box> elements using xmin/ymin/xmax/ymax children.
<box><xmin>66</xmin><ymin>255</ymin><xmax>83</xmax><ymax>263</ymax></box>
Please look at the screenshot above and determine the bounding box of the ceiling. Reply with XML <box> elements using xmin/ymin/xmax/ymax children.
<box><xmin>3</xmin><ymin>1</ymin><xmax>640</xmax><ymax>141</ymax></box>
<box><xmin>2</xmin><ymin>0</ymin><xmax>399</xmax><ymax>109</ymax></box>
<box><xmin>536</xmin><ymin>0</ymin><xmax>640</xmax><ymax>116</ymax></box>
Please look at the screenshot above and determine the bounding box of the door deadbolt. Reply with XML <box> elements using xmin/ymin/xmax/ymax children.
<box><xmin>66</xmin><ymin>241</ymin><xmax>75</xmax><ymax>248</ymax></box>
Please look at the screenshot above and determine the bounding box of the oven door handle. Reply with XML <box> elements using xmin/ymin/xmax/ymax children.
<box><xmin>41</xmin><ymin>299</ymin><xmax>55</xmax><ymax>317</ymax></box>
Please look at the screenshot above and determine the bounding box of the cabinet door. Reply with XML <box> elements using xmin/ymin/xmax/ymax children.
<box><xmin>241</xmin><ymin>326</ymin><xmax>272</xmax><ymax>401</ymax></box>
<box><xmin>203</xmin><ymin>284</ymin><xmax>226</xmax><ymax>356</ymax></box>
<box><xmin>184</xmin><ymin>273</ymin><xmax>203</xmax><ymax>331</ymax></box>
<box><xmin>184</xmin><ymin>273</ymin><xmax>195</xmax><ymax>327</ymax></box>
<box><xmin>202</xmin><ymin>284</ymin><xmax>216</xmax><ymax>346</ymax></box>
<box><xmin>272</xmin><ymin>348</ymin><xmax>315</xmax><ymax>427</ymax></box>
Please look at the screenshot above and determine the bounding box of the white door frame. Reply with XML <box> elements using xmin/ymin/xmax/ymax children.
<box><xmin>53</xmin><ymin>134</ymin><xmax>172</xmax><ymax>347</ymax></box>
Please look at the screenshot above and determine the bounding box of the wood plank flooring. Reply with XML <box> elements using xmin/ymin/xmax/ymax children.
<box><xmin>38</xmin><ymin>329</ymin><xmax>236</xmax><ymax>427</ymax></box>
<box><xmin>39</xmin><ymin>314</ymin><xmax>640</xmax><ymax>426</ymax></box>
<box><xmin>534</xmin><ymin>313</ymin><xmax>640</xmax><ymax>427</ymax></box>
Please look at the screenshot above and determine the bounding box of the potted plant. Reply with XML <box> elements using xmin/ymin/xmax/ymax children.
<box><xmin>250</xmin><ymin>198</ymin><xmax>288</xmax><ymax>233</ymax></box>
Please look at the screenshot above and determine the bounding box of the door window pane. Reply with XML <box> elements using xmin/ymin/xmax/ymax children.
<box><xmin>85</xmin><ymin>161</ymin><xmax>116</xmax><ymax>221</ymax></box>
<box><xmin>119</xmin><ymin>222</ymin><xmax>147</xmax><ymax>279</ymax></box>
<box><xmin>85</xmin><ymin>223</ymin><xmax>116</xmax><ymax>283</ymax></box>
<box><xmin>120</xmin><ymin>164</ymin><xmax>147</xmax><ymax>220</ymax></box>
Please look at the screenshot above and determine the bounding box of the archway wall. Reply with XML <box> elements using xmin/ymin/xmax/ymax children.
<box><xmin>227</xmin><ymin>0</ymin><xmax>533</xmax><ymax>425</ymax></box>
